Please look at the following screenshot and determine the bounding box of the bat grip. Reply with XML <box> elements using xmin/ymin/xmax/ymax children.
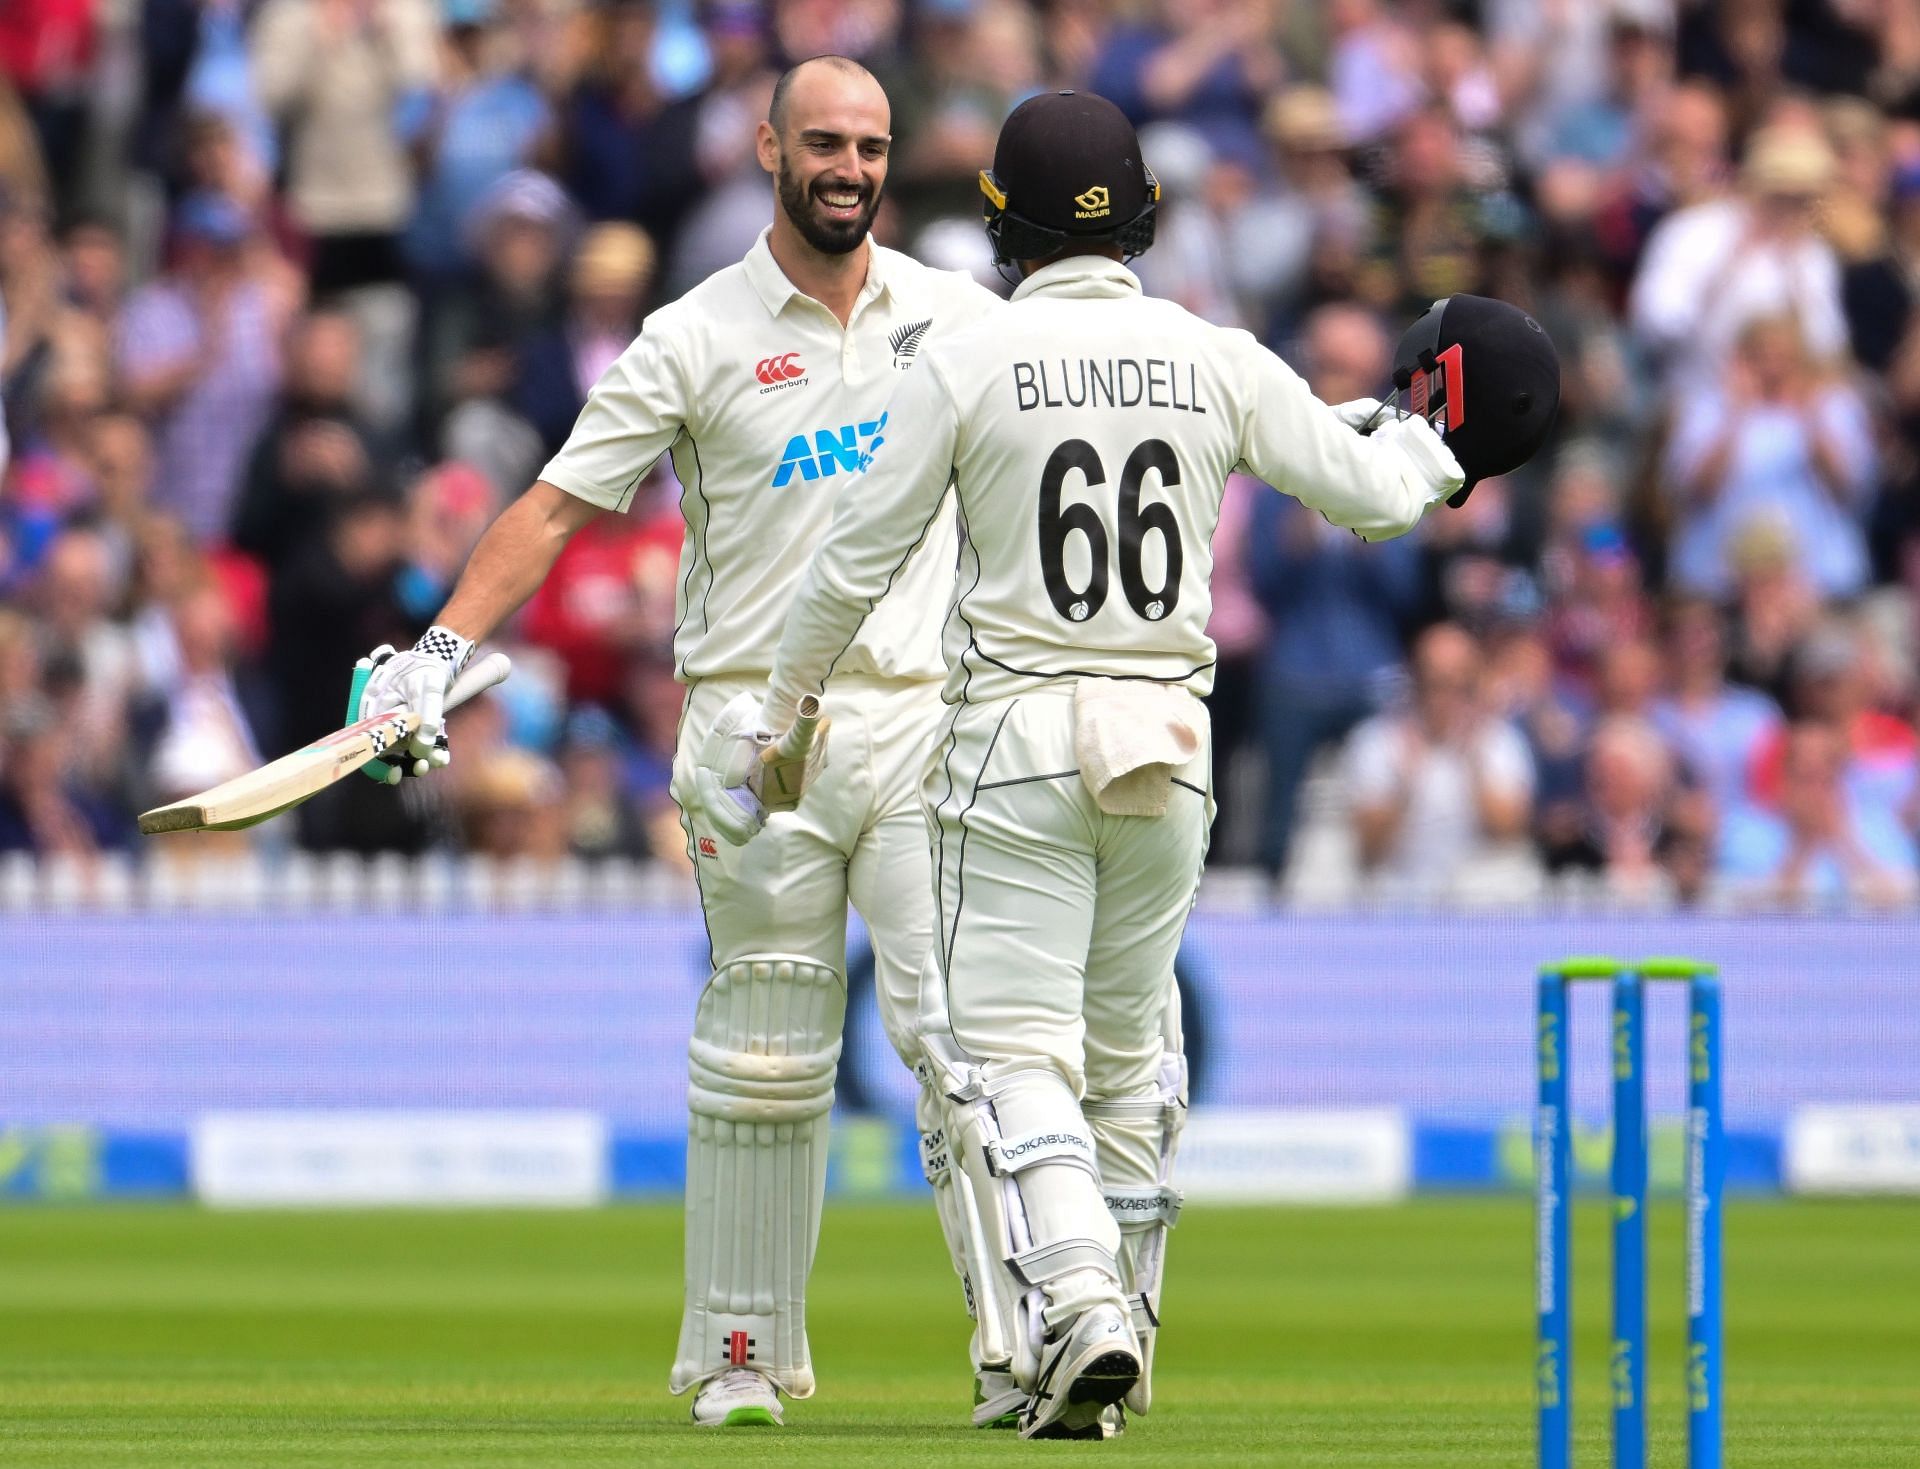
<box><xmin>446</xmin><ymin>650</ymin><xmax>513</xmax><ymax>713</ymax></box>
<box><xmin>774</xmin><ymin>695</ymin><xmax>822</xmax><ymax>760</ymax></box>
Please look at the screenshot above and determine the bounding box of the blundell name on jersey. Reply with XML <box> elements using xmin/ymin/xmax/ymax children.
<box><xmin>1011</xmin><ymin>358</ymin><xmax>1209</xmax><ymax>415</ymax></box>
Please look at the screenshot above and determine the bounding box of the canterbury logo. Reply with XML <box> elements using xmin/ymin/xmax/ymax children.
<box><xmin>755</xmin><ymin>353</ymin><xmax>805</xmax><ymax>384</ymax></box>
<box><xmin>1073</xmin><ymin>185</ymin><xmax>1110</xmax><ymax>219</ymax></box>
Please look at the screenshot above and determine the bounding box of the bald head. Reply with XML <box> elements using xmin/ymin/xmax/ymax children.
<box><xmin>1302</xmin><ymin>303</ymin><xmax>1390</xmax><ymax>403</ymax></box>
<box><xmin>759</xmin><ymin>55</ymin><xmax>891</xmax><ymax>258</ymax></box>
<box><xmin>1414</xmin><ymin>622</ymin><xmax>1481</xmax><ymax>686</ymax></box>
<box><xmin>39</xmin><ymin>528</ymin><xmax>117</xmax><ymax>635</ymax></box>
<box><xmin>768</xmin><ymin>55</ymin><xmax>881</xmax><ymax>139</ymax></box>
<box><xmin>1410</xmin><ymin>622</ymin><xmax>1484</xmax><ymax>737</ymax></box>
<box><xmin>1587</xmin><ymin>715</ymin><xmax>1673</xmax><ymax>816</ymax></box>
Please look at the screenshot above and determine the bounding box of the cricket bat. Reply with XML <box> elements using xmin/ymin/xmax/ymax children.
<box><xmin>773</xmin><ymin>695</ymin><xmax>823</xmax><ymax>763</ymax></box>
<box><xmin>728</xmin><ymin>696</ymin><xmax>827</xmax><ymax>821</ymax></box>
<box><xmin>137</xmin><ymin>652</ymin><xmax>513</xmax><ymax>835</ymax></box>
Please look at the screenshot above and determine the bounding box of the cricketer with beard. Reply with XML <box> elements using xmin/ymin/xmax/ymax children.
<box><xmin>346</xmin><ymin>55</ymin><xmax>1002</xmax><ymax>1428</ymax></box>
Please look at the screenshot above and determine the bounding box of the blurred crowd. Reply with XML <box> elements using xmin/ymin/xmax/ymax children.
<box><xmin>3</xmin><ymin>0</ymin><xmax>1920</xmax><ymax>909</ymax></box>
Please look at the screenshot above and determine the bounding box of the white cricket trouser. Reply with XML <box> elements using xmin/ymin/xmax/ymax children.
<box><xmin>921</xmin><ymin>684</ymin><xmax>1210</xmax><ymax>1330</ymax></box>
<box><xmin>668</xmin><ymin>674</ymin><xmax>946</xmax><ymax>1397</ymax></box>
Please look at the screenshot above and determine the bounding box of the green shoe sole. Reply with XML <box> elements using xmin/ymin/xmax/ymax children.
<box><xmin>977</xmin><ymin>1411</ymin><xmax>1019</xmax><ymax>1430</ymax></box>
<box><xmin>721</xmin><ymin>1406</ymin><xmax>780</xmax><ymax>1427</ymax></box>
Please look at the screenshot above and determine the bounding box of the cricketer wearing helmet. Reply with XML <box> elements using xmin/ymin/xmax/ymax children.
<box><xmin>707</xmin><ymin>89</ymin><xmax>1555</xmax><ymax>1439</ymax></box>
<box><xmin>345</xmin><ymin>56</ymin><xmax>1007</xmax><ymax>1429</ymax></box>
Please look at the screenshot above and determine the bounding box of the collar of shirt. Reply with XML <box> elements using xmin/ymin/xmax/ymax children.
<box><xmin>1009</xmin><ymin>254</ymin><xmax>1141</xmax><ymax>304</ymax></box>
<box><xmin>741</xmin><ymin>225</ymin><xmax>890</xmax><ymax>319</ymax></box>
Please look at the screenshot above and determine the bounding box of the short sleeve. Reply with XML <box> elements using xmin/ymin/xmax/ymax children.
<box><xmin>537</xmin><ymin>310</ymin><xmax>692</xmax><ymax>512</ymax></box>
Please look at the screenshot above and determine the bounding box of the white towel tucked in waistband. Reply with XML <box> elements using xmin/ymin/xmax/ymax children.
<box><xmin>1073</xmin><ymin>678</ymin><xmax>1209</xmax><ymax>817</ymax></box>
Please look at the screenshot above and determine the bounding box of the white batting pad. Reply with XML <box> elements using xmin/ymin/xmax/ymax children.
<box><xmin>916</xmin><ymin>1057</ymin><xmax>1019</xmax><ymax>1371</ymax></box>
<box><xmin>944</xmin><ymin>1064</ymin><xmax>1125</xmax><ymax>1381</ymax></box>
<box><xmin>1086</xmin><ymin>1043</ymin><xmax>1187</xmax><ymax>1415</ymax></box>
<box><xmin>671</xmin><ymin>956</ymin><xmax>844</xmax><ymax>1398</ymax></box>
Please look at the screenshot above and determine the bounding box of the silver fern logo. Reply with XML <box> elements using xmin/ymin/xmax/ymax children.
<box><xmin>889</xmin><ymin>318</ymin><xmax>932</xmax><ymax>369</ymax></box>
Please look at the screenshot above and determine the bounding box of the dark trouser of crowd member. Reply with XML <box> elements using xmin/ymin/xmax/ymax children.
<box><xmin>1259</xmin><ymin>683</ymin><xmax>1372</xmax><ymax>878</ymax></box>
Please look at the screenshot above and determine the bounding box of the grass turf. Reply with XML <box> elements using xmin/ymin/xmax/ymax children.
<box><xmin>2</xmin><ymin>1198</ymin><xmax>1916</xmax><ymax>1466</ymax></box>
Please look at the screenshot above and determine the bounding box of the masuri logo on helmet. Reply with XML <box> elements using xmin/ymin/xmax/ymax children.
<box><xmin>977</xmin><ymin>92</ymin><xmax>1160</xmax><ymax>276</ymax></box>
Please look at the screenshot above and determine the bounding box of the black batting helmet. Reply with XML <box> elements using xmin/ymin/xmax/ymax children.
<box><xmin>980</xmin><ymin>91</ymin><xmax>1160</xmax><ymax>268</ymax></box>
<box><xmin>1393</xmin><ymin>295</ymin><xmax>1560</xmax><ymax>507</ymax></box>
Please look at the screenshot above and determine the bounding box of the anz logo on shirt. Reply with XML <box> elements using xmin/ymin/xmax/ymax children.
<box><xmin>770</xmin><ymin>412</ymin><xmax>887</xmax><ymax>488</ymax></box>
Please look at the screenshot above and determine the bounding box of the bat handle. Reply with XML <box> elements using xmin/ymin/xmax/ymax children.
<box><xmin>446</xmin><ymin>651</ymin><xmax>513</xmax><ymax>713</ymax></box>
<box><xmin>774</xmin><ymin>695</ymin><xmax>822</xmax><ymax>760</ymax></box>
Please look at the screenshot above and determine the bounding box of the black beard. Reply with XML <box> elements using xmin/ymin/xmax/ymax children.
<box><xmin>776</xmin><ymin>157</ymin><xmax>879</xmax><ymax>255</ymax></box>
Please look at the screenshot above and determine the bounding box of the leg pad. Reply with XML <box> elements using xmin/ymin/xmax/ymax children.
<box><xmin>672</xmin><ymin>956</ymin><xmax>844</xmax><ymax>1398</ymax></box>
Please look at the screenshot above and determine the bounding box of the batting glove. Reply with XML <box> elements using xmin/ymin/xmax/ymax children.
<box><xmin>1371</xmin><ymin>412</ymin><xmax>1466</xmax><ymax>510</ymax></box>
<box><xmin>352</xmin><ymin>626</ymin><xmax>474</xmax><ymax>781</ymax></box>
<box><xmin>1334</xmin><ymin>396</ymin><xmax>1474</xmax><ymax>509</ymax></box>
<box><xmin>1328</xmin><ymin>397</ymin><xmax>1390</xmax><ymax>433</ymax></box>
<box><xmin>690</xmin><ymin>691</ymin><xmax>775</xmax><ymax>845</ymax></box>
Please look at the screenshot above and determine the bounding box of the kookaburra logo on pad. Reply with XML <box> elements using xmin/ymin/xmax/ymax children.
<box><xmin>1074</xmin><ymin>185</ymin><xmax>1110</xmax><ymax>219</ymax></box>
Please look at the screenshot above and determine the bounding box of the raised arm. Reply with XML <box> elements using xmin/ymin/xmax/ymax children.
<box><xmin>1229</xmin><ymin>331</ymin><xmax>1462</xmax><ymax>540</ymax></box>
<box><xmin>766</xmin><ymin>356</ymin><xmax>963</xmax><ymax>725</ymax></box>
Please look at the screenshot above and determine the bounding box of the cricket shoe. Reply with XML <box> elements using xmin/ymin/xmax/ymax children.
<box><xmin>972</xmin><ymin>1367</ymin><xmax>1024</xmax><ymax>1429</ymax></box>
<box><xmin>1018</xmin><ymin>1303</ymin><xmax>1140</xmax><ymax>1440</ymax></box>
<box><xmin>690</xmin><ymin>1367</ymin><xmax>783</xmax><ymax>1427</ymax></box>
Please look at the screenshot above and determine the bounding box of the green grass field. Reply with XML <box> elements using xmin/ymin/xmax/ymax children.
<box><xmin>3</xmin><ymin>1198</ymin><xmax>1917</xmax><ymax>1467</ymax></box>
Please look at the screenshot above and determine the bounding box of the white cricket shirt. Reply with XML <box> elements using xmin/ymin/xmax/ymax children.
<box><xmin>769</xmin><ymin>256</ymin><xmax>1452</xmax><ymax>714</ymax></box>
<box><xmin>538</xmin><ymin>227</ymin><xmax>1001</xmax><ymax>682</ymax></box>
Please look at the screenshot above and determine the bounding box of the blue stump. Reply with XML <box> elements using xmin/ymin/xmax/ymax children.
<box><xmin>1536</xmin><ymin>971</ymin><xmax>1571</xmax><ymax>1469</ymax></box>
<box><xmin>1687</xmin><ymin>976</ymin><xmax>1724</xmax><ymax>1469</ymax></box>
<box><xmin>1611</xmin><ymin>972</ymin><xmax>1647</xmax><ymax>1469</ymax></box>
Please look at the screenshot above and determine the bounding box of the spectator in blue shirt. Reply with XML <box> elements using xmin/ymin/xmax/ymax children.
<box><xmin>1246</xmin><ymin>304</ymin><xmax>1420</xmax><ymax>876</ymax></box>
<box><xmin>0</xmin><ymin>696</ymin><xmax>131</xmax><ymax>855</ymax></box>
<box><xmin>1662</xmin><ymin>312</ymin><xmax>1878</xmax><ymax>599</ymax></box>
<box><xmin>1651</xmin><ymin>595</ymin><xmax>1782</xmax><ymax>816</ymax></box>
<box><xmin>401</xmin><ymin>6</ymin><xmax>552</xmax><ymax>283</ymax></box>
<box><xmin>557</xmin><ymin>3</ymin><xmax>704</xmax><ymax>249</ymax></box>
<box><xmin>1088</xmin><ymin>0</ymin><xmax>1283</xmax><ymax>161</ymax></box>
<box><xmin>1719</xmin><ymin>721</ymin><xmax>1918</xmax><ymax>907</ymax></box>
<box><xmin>1540</xmin><ymin>6</ymin><xmax>1673</xmax><ymax>169</ymax></box>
